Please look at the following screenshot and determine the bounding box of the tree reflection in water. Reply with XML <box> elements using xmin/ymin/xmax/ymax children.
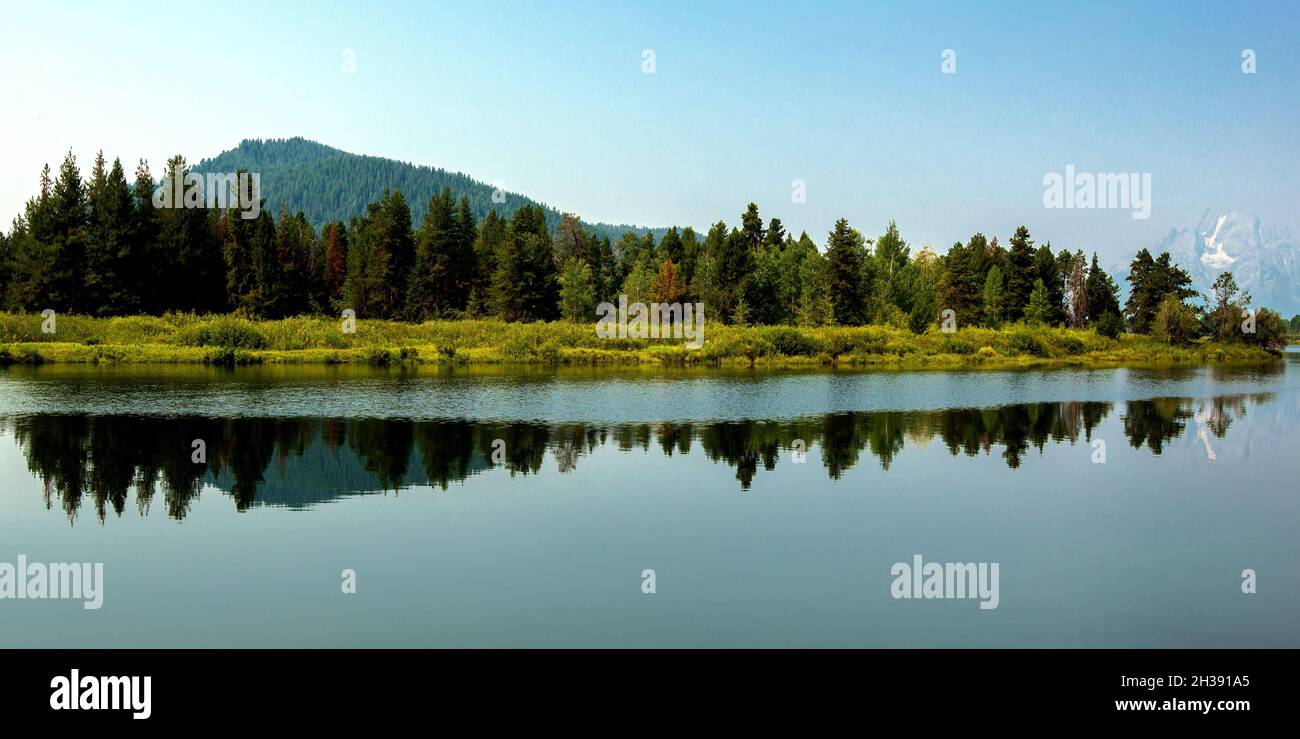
<box><xmin>6</xmin><ymin>392</ymin><xmax>1274</xmax><ymax>522</ymax></box>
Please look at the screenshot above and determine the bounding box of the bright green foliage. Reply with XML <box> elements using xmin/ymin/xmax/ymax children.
<box><xmin>1023</xmin><ymin>279</ymin><xmax>1052</xmax><ymax>325</ymax></box>
<box><xmin>558</xmin><ymin>257</ymin><xmax>597</xmax><ymax>322</ymax></box>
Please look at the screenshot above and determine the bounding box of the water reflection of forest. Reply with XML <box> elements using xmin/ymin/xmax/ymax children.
<box><xmin>3</xmin><ymin>393</ymin><xmax>1273</xmax><ymax>522</ymax></box>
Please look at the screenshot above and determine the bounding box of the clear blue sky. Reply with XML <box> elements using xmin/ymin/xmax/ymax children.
<box><xmin>2</xmin><ymin>0</ymin><xmax>1297</xmax><ymax>262</ymax></box>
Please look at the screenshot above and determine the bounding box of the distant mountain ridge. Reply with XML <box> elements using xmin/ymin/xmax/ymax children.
<box><xmin>192</xmin><ymin>137</ymin><xmax>667</xmax><ymax>241</ymax></box>
<box><xmin>1111</xmin><ymin>209</ymin><xmax>1300</xmax><ymax>316</ymax></box>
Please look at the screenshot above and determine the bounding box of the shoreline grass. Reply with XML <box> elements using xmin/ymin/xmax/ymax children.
<box><xmin>0</xmin><ymin>312</ymin><xmax>1283</xmax><ymax>369</ymax></box>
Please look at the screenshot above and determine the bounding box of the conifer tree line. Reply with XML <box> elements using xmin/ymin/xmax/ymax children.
<box><xmin>0</xmin><ymin>150</ymin><xmax>1288</xmax><ymax>345</ymax></box>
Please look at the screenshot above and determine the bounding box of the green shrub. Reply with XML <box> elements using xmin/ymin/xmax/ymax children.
<box><xmin>764</xmin><ymin>327</ymin><xmax>821</xmax><ymax>356</ymax></box>
<box><xmin>941</xmin><ymin>335</ymin><xmax>977</xmax><ymax>355</ymax></box>
<box><xmin>1009</xmin><ymin>331</ymin><xmax>1049</xmax><ymax>357</ymax></box>
<box><xmin>1059</xmin><ymin>335</ymin><xmax>1086</xmax><ymax>355</ymax></box>
<box><xmin>1152</xmin><ymin>296</ymin><xmax>1201</xmax><ymax>346</ymax></box>
<box><xmin>1095</xmin><ymin>312</ymin><xmax>1124</xmax><ymax>339</ymax></box>
<box><xmin>176</xmin><ymin>317</ymin><xmax>269</xmax><ymax>349</ymax></box>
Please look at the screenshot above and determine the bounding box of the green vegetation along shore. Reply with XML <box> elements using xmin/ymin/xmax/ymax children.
<box><xmin>0</xmin><ymin>312</ymin><xmax>1281</xmax><ymax>369</ymax></box>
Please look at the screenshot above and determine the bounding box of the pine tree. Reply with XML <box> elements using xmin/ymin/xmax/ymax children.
<box><xmin>354</xmin><ymin>189</ymin><xmax>415</xmax><ymax>319</ymax></box>
<box><xmin>715</xmin><ymin>226</ymin><xmax>755</xmax><ymax>323</ymax></box>
<box><xmin>795</xmin><ymin>241</ymin><xmax>833</xmax><ymax>327</ymax></box>
<box><xmin>691</xmin><ymin>222</ymin><xmax>727</xmax><ymax>316</ymax></box>
<box><xmin>1085</xmin><ymin>252</ymin><xmax>1120</xmax><ymax>324</ymax></box>
<box><xmin>46</xmin><ymin>150</ymin><xmax>88</xmax><ymax>313</ymax></box>
<box><xmin>939</xmin><ymin>240</ymin><xmax>981</xmax><ymax>328</ymax></box>
<box><xmin>740</xmin><ymin>202</ymin><xmax>764</xmax><ymax>248</ymax></box>
<box><xmin>468</xmin><ymin>210</ymin><xmax>505</xmax><ymax>317</ymax></box>
<box><xmin>407</xmin><ymin>188</ymin><xmax>459</xmax><ymax>319</ymax></box>
<box><xmin>491</xmin><ymin>205</ymin><xmax>558</xmax><ymax>321</ymax></box>
<box><xmin>130</xmin><ymin>160</ymin><xmax>162</xmax><ymax>313</ymax></box>
<box><xmin>982</xmin><ymin>265</ymin><xmax>1004</xmax><ymax>327</ymax></box>
<box><xmin>85</xmin><ymin>155</ymin><xmax>138</xmax><ymax>315</ymax></box>
<box><xmin>869</xmin><ymin>221</ymin><xmax>909</xmax><ymax>321</ymax></box>
<box><xmin>0</xmin><ymin>227</ymin><xmax>10</xmax><ymax>308</ymax></box>
<box><xmin>557</xmin><ymin>257</ymin><xmax>597</xmax><ymax>322</ymax></box>
<box><xmin>1023</xmin><ymin>278</ymin><xmax>1052</xmax><ymax>325</ymax></box>
<box><xmin>825</xmin><ymin>218</ymin><xmax>866</xmax><ymax>325</ymax></box>
<box><xmin>659</xmin><ymin>227</ymin><xmax>684</xmax><ymax>266</ymax></box>
<box><xmin>1123</xmin><ymin>248</ymin><xmax>1156</xmax><ymax>332</ymax></box>
<box><xmin>648</xmin><ymin>259</ymin><xmax>686</xmax><ymax>307</ymax></box>
<box><xmin>322</xmin><ymin>222</ymin><xmax>348</xmax><ymax>308</ymax></box>
<box><xmin>1004</xmin><ymin>226</ymin><xmax>1035</xmax><ymax>321</ymax></box>
<box><xmin>906</xmin><ymin>246</ymin><xmax>940</xmax><ymax>333</ymax></box>
<box><xmin>679</xmin><ymin>227</ymin><xmax>700</xmax><ymax>297</ymax></box>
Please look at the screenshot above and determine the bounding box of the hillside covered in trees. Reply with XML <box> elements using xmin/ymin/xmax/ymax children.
<box><xmin>191</xmin><ymin>137</ymin><xmax>663</xmax><ymax>242</ymax></box>
<box><xmin>0</xmin><ymin>148</ymin><xmax>1291</xmax><ymax>352</ymax></box>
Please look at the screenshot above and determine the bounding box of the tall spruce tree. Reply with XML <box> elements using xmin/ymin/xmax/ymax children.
<box><xmin>1085</xmin><ymin>252</ymin><xmax>1120</xmax><ymax>323</ymax></box>
<box><xmin>1004</xmin><ymin>226</ymin><xmax>1035</xmax><ymax>321</ymax></box>
<box><xmin>825</xmin><ymin>218</ymin><xmax>866</xmax><ymax>326</ymax></box>
<box><xmin>85</xmin><ymin>155</ymin><xmax>139</xmax><ymax>315</ymax></box>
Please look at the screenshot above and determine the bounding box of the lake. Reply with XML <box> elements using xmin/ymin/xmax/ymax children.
<box><xmin>1</xmin><ymin>354</ymin><xmax>1297</xmax><ymax>647</ymax></box>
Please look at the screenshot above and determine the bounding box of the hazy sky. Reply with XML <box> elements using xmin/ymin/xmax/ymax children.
<box><xmin>2</xmin><ymin>0</ymin><xmax>1297</xmax><ymax>262</ymax></box>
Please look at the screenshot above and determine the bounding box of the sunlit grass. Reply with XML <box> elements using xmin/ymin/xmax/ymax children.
<box><xmin>0</xmin><ymin>311</ymin><xmax>1280</xmax><ymax>368</ymax></box>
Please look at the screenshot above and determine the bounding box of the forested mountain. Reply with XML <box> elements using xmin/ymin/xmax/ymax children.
<box><xmin>192</xmin><ymin>137</ymin><xmax>664</xmax><ymax>241</ymax></box>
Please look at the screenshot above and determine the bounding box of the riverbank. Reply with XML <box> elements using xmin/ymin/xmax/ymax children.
<box><xmin>0</xmin><ymin>312</ymin><xmax>1282</xmax><ymax>368</ymax></box>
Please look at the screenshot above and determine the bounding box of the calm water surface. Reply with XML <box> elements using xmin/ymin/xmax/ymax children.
<box><xmin>1</xmin><ymin>354</ymin><xmax>1297</xmax><ymax>647</ymax></box>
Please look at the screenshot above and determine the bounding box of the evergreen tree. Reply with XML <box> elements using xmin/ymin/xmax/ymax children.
<box><xmin>130</xmin><ymin>160</ymin><xmax>162</xmax><ymax>313</ymax></box>
<box><xmin>795</xmin><ymin>241</ymin><xmax>833</xmax><ymax>327</ymax></box>
<box><xmin>1004</xmin><ymin>226</ymin><xmax>1035</xmax><ymax>321</ymax></box>
<box><xmin>690</xmin><ymin>222</ymin><xmax>727</xmax><ymax>315</ymax></box>
<box><xmin>1032</xmin><ymin>244</ymin><xmax>1063</xmax><ymax>325</ymax></box>
<box><xmin>659</xmin><ymin>226</ymin><xmax>684</xmax><ymax>266</ymax></box>
<box><xmin>939</xmin><ymin>240</ymin><xmax>981</xmax><ymax>328</ymax></box>
<box><xmin>1125</xmin><ymin>249</ymin><xmax>1195</xmax><ymax>333</ymax></box>
<box><xmin>906</xmin><ymin>246</ymin><xmax>940</xmax><ymax>333</ymax></box>
<box><xmin>156</xmin><ymin>156</ymin><xmax>226</xmax><ymax>313</ymax></box>
<box><xmin>321</xmin><ymin>222</ymin><xmax>348</xmax><ymax>309</ymax></box>
<box><xmin>353</xmin><ymin>189</ymin><xmax>415</xmax><ymax>319</ymax></box>
<box><xmin>868</xmin><ymin>221</ymin><xmax>909</xmax><ymax>321</ymax></box>
<box><xmin>0</xmin><ymin>227</ymin><xmax>10</xmax><ymax>307</ymax></box>
<box><xmin>747</xmin><ymin>238</ymin><xmax>786</xmax><ymax>325</ymax></box>
<box><xmin>1123</xmin><ymin>248</ymin><xmax>1156</xmax><ymax>332</ymax></box>
<box><xmin>715</xmin><ymin>226</ymin><xmax>754</xmax><ymax>322</ymax></box>
<box><xmin>1023</xmin><ymin>278</ymin><xmax>1052</xmax><ymax>325</ymax></box>
<box><xmin>407</xmin><ymin>188</ymin><xmax>460</xmax><ymax>319</ymax></box>
<box><xmin>46</xmin><ymin>150</ymin><xmax>89</xmax><ymax>313</ymax></box>
<box><xmin>825</xmin><ymin>218</ymin><xmax>866</xmax><ymax>325</ymax></box>
<box><xmin>84</xmin><ymin>155</ymin><xmax>138</xmax><ymax>315</ymax></box>
<box><xmin>491</xmin><ymin>204</ymin><xmax>558</xmax><ymax>321</ymax></box>
<box><xmin>468</xmin><ymin>210</ymin><xmax>505</xmax><ymax>317</ymax></box>
<box><xmin>557</xmin><ymin>256</ymin><xmax>597</xmax><ymax>322</ymax></box>
<box><xmin>648</xmin><ymin>259</ymin><xmax>687</xmax><ymax>308</ymax></box>
<box><xmin>679</xmin><ymin>227</ymin><xmax>700</xmax><ymax>297</ymax></box>
<box><xmin>740</xmin><ymin>202</ymin><xmax>764</xmax><ymax>248</ymax></box>
<box><xmin>762</xmin><ymin>218</ymin><xmax>786</xmax><ymax>250</ymax></box>
<box><xmin>982</xmin><ymin>265</ymin><xmax>1004</xmax><ymax>327</ymax></box>
<box><xmin>1084</xmin><ymin>252</ymin><xmax>1120</xmax><ymax>324</ymax></box>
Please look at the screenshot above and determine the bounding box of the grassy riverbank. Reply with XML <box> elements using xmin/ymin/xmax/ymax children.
<box><xmin>0</xmin><ymin>312</ymin><xmax>1282</xmax><ymax>368</ymax></box>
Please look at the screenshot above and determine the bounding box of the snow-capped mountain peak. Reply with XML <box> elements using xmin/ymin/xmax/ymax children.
<box><xmin>1112</xmin><ymin>209</ymin><xmax>1300</xmax><ymax>315</ymax></box>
